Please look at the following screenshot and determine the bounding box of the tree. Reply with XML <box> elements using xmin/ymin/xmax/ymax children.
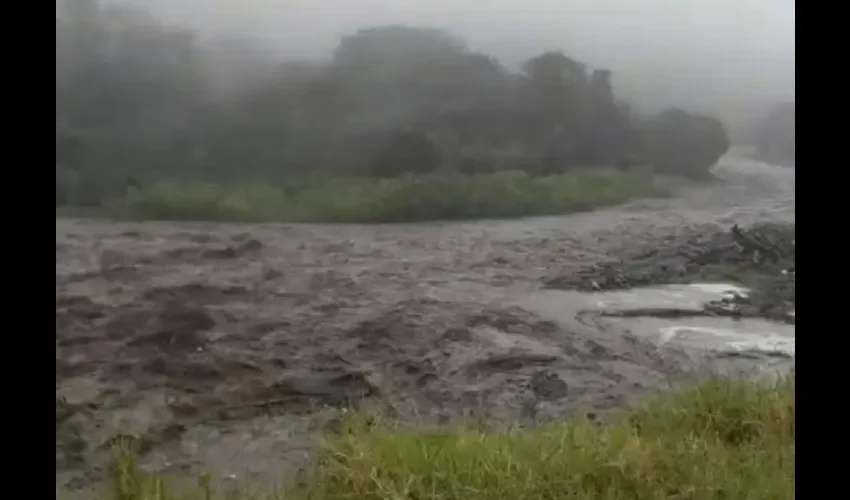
<box><xmin>56</xmin><ymin>0</ymin><xmax>207</xmax><ymax>167</ymax></box>
<box><xmin>368</xmin><ymin>129</ymin><xmax>442</xmax><ymax>177</ymax></box>
<box><xmin>641</xmin><ymin>108</ymin><xmax>730</xmax><ymax>178</ymax></box>
<box><xmin>54</xmin><ymin>13</ymin><xmax>738</xmax><ymax>207</ymax></box>
<box><xmin>332</xmin><ymin>25</ymin><xmax>468</xmax><ymax>76</ymax></box>
<box><xmin>522</xmin><ymin>51</ymin><xmax>588</xmax><ymax>90</ymax></box>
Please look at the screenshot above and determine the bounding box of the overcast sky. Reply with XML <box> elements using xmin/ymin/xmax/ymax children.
<box><xmin>123</xmin><ymin>0</ymin><xmax>795</xmax><ymax>113</ymax></box>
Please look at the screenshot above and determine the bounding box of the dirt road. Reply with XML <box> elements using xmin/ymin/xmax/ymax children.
<box><xmin>56</xmin><ymin>156</ymin><xmax>794</xmax><ymax>490</ymax></box>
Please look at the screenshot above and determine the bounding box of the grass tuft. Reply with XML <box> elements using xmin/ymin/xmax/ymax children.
<box><xmin>92</xmin><ymin>377</ymin><xmax>793</xmax><ymax>500</ymax></box>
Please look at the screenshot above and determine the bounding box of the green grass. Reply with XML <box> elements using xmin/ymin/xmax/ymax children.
<box><xmin>102</xmin><ymin>169</ymin><xmax>674</xmax><ymax>224</ymax></box>
<box><xmin>96</xmin><ymin>377</ymin><xmax>794</xmax><ymax>500</ymax></box>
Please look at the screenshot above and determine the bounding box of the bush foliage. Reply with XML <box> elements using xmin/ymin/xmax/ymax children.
<box><xmin>56</xmin><ymin>1</ymin><xmax>731</xmax><ymax>220</ymax></box>
<box><xmin>107</xmin><ymin>170</ymin><xmax>672</xmax><ymax>223</ymax></box>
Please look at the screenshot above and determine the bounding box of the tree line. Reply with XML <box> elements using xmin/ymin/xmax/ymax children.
<box><xmin>56</xmin><ymin>0</ymin><xmax>731</xmax><ymax>207</ymax></box>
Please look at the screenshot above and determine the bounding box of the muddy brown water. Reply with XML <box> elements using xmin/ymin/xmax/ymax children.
<box><xmin>56</xmin><ymin>155</ymin><xmax>794</xmax><ymax>492</ymax></box>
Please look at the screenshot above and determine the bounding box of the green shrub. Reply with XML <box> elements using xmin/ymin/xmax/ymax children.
<box><xmin>106</xmin><ymin>182</ymin><xmax>293</xmax><ymax>222</ymax></box>
<box><xmin>104</xmin><ymin>169</ymin><xmax>672</xmax><ymax>224</ymax></box>
<box><xmin>94</xmin><ymin>377</ymin><xmax>794</xmax><ymax>500</ymax></box>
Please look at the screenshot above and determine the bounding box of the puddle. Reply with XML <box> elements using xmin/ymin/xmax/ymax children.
<box><xmin>517</xmin><ymin>283</ymin><xmax>795</xmax><ymax>359</ymax></box>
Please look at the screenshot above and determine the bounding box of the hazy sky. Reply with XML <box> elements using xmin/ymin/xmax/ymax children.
<box><xmin>126</xmin><ymin>0</ymin><xmax>795</xmax><ymax>112</ymax></box>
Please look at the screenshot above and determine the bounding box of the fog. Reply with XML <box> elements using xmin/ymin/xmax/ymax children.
<box><xmin>57</xmin><ymin>0</ymin><xmax>793</xmax><ymax>208</ymax></box>
<box><xmin>128</xmin><ymin>0</ymin><xmax>795</xmax><ymax>114</ymax></box>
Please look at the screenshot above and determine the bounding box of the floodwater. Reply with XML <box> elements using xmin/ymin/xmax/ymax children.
<box><xmin>56</xmin><ymin>153</ymin><xmax>794</xmax><ymax>491</ymax></box>
<box><xmin>518</xmin><ymin>283</ymin><xmax>795</xmax><ymax>378</ymax></box>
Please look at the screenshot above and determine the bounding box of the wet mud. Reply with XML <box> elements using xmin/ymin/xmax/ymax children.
<box><xmin>56</xmin><ymin>155</ymin><xmax>794</xmax><ymax>490</ymax></box>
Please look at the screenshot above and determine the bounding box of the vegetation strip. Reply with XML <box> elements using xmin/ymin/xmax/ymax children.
<box><xmin>99</xmin><ymin>378</ymin><xmax>794</xmax><ymax>500</ymax></box>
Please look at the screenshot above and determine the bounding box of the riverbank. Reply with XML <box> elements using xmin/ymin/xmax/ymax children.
<box><xmin>98</xmin><ymin>377</ymin><xmax>794</xmax><ymax>500</ymax></box>
<box><xmin>71</xmin><ymin>169</ymin><xmax>674</xmax><ymax>224</ymax></box>
<box><xmin>56</xmin><ymin>156</ymin><xmax>794</xmax><ymax>496</ymax></box>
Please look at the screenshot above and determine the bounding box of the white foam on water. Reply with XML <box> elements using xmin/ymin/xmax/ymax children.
<box><xmin>594</xmin><ymin>283</ymin><xmax>750</xmax><ymax>311</ymax></box>
<box><xmin>726</xmin><ymin>337</ymin><xmax>795</xmax><ymax>355</ymax></box>
<box><xmin>658</xmin><ymin>326</ymin><xmax>795</xmax><ymax>356</ymax></box>
<box><xmin>682</xmin><ymin>283</ymin><xmax>750</xmax><ymax>297</ymax></box>
<box><xmin>519</xmin><ymin>282</ymin><xmax>794</xmax><ymax>359</ymax></box>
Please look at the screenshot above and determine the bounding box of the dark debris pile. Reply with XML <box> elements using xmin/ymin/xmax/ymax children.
<box><xmin>545</xmin><ymin>222</ymin><xmax>795</xmax><ymax>323</ymax></box>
